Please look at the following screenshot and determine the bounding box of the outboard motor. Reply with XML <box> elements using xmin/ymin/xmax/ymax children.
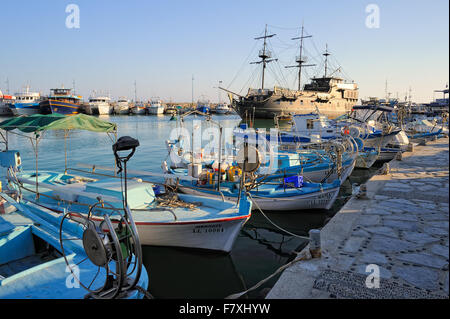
<box><xmin>59</xmin><ymin>136</ymin><xmax>145</xmax><ymax>299</ymax></box>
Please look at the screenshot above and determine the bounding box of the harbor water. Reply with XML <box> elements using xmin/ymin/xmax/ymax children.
<box><xmin>2</xmin><ymin>114</ymin><xmax>381</xmax><ymax>298</ymax></box>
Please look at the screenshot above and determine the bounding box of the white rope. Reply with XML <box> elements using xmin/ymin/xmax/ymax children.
<box><xmin>248</xmin><ymin>193</ymin><xmax>309</xmax><ymax>240</ymax></box>
<box><xmin>225</xmin><ymin>248</ymin><xmax>311</xmax><ymax>299</ymax></box>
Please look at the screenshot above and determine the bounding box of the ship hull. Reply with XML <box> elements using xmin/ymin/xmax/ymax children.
<box><xmin>235</xmin><ymin>97</ymin><xmax>353</xmax><ymax>119</ymax></box>
<box><xmin>40</xmin><ymin>100</ymin><xmax>80</xmax><ymax>115</ymax></box>
<box><xmin>147</xmin><ymin>106</ymin><xmax>164</xmax><ymax>115</ymax></box>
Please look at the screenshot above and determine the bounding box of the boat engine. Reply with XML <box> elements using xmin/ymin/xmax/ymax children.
<box><xmin>59</xmin><ymin>136</ymin><xmax>145</xmax><ymax>299</ymax></box>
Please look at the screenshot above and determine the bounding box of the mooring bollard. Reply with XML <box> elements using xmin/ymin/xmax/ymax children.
<box><xmin>407</xmin><ymin>143</ymin><xmax>414</xmax><ymax>152</ymax></box>
<box><xmin>356</xmin><ymin>184</ymin><xmax>368</xmax><ymax>199</ymax></box>
<box><xmin>309</xmin><ymin>229</ymin><xmax>321</xmax><ymax>258</ymax></box>
<box><xmin>381</xmin><ymin>162</ymin><xmax>390</xmax><ymax>174</ymax></box>
<box><xmin>395</xmin><ymin>151</ymin><xmax>402</xmax><ymax>161</ymax></box>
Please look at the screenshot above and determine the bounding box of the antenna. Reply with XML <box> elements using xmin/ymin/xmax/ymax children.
<box><xmin>285</xmin><ymin>23</ymin><xmax>316</xmax><ymax>91</ymax></box>
<box><xmin>250</xmin><ymin>24</ymin><xmax>277</xmax><ymax>90</ymax></box>
<box><xmin>192</xmin><ymin>75</ymin><xmax>194</xmax><ymax>107</ymax></box>
<box><xmin>5</xmin><ymin>78</ymin><xmax>10</xmax><ymax>94</ymax></box>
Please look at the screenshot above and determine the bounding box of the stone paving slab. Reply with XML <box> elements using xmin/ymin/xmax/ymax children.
<box><xmin>267</xmin><ymin>137</ymin><xmax>449</xmax><ymax>299</ymax></box>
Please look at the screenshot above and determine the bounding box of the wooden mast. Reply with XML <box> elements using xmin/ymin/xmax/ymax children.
<box><xmin>250</xmin><ymin>25</ymin><xmax>277</xmax><ymax>90</ymax></box>
<box><xmin>285</xmin><ymin>23</ymin><xmax>315</xmax><ymax>91</ymax></box>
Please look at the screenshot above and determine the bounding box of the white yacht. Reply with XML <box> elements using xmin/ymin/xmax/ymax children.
<box><xmin>147</xmin><ymin>99</ymin><xmax>164</xmax><ymax>115</ymax></box>
<box><xmin>87</xmin><ymin>95</ymin><xmax>112</xmax><ymax>115</ymax></box>
<box><xmin>114</xmin><ymin>97</ymin><xmax>130</xmax><ymax>115</ymax></box>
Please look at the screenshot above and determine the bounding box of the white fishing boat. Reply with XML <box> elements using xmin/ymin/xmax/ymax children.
<box><xmin>113</xmin><ymin>97</ymin><xmax>130</xmax><ymax>115</ymax></box>
<box><xmin>215</xmin><ymin>103</ymin><xmax>230</xmax><ymax>114</ymax></box>
<box><xmin>0</xmin><ymin>115</ymin><xmax>252</xmax><ymax>253</ymax></box>
<box><xmin>87</xmin><ymin>95</ymin><xmax>112</xmax><ymax>115</ymax></box>
<box><xmin>131</xmin><ymin>103</ymin><xmax>146</xmax><ymax>115</ymax></box>
<box><xmin>147</xmin><ymin>99</ymin><xmax>164</xmax><ymax>115</ymax></box>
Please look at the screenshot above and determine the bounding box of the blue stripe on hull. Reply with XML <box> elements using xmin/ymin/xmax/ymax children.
<box><xmin>41</xmin><ymin>100</ymin><xmax>80</xmax><ymax>115</ymax></box>
<box><xmin>9</xmin><ymin>103</ymin><xmax>41</xmax><ymax>116</ymax></box>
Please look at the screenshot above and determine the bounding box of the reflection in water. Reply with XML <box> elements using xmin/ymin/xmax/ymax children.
<box><xmin>2</xmin><ymin>114</ymin><xmax>379</xmax><ymax>299</ymax></box>
<box><xmin>142</xmin><ymin>246</ymin><xmax>247</xmax><ymax>299</ymax></box>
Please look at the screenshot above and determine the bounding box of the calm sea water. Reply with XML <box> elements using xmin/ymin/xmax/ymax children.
<box><xmin>2</xmin><ymin>114</ymin><xmax>379</xmax><ymax>299</ymax></box>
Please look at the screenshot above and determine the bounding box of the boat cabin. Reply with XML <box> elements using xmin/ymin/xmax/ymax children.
<box><xmin>291</xmin><ymin>113</ymin><xmax>335</xmax><ymax>136</ymax></box>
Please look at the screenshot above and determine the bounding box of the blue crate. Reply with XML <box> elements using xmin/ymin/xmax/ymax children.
<box><xmin>284</xmin><ymin>175</ymin><xmax>303</xmax><ymax>188</ymax></box>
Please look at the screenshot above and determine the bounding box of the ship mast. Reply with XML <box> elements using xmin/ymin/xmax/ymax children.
<box><xmin>250</xmin><ymin>25</ymin><xmax>277</xmax><ymax>90</ymax></box>
<box><xmin>323</xmin><ymin>44</ymin><xmax>330</xmax><ymax>77</ymax></box>
<box><xmin>285</xmin><ymin>24</ymin><xmax>316</xmax><ymax>91</ymax></box>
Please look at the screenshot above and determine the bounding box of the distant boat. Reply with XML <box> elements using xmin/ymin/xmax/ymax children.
<box><xmin>196</xmin><ymin>99</ymin><xmax>211</xmax><ymax>114</ymax></box>
<box><xmin>0</xmin><ymin>90</ymin><xmax>14</xmax><ymax>116</ymax></box>
<box><xmin>40</xmin><ymin>88</ymin><xmax>82</xmax><ymax>115</ymax></box>
<box><xmin>8</xmin><ymin>87</ymin><xmax>42</xmax><ymax>116</ymax></box>
<box><xmin>130</xmin><ymin>102</ymin><xmax>146</xmax><ymax>115</ymax></box>
<box><xmin>113</xmin><ymin>97</ymin><xmax>130</xmax><ymax>115</ymax></box>
<box><xmin>164</xmin><ymin>106</ymin><xmax>177</xmax><ymax>115</ymax></box>
<box><xmin>215</xmin><ymin>103</ymin><xmax>230</xmax><ymax>114</ymax></box>
<box><xmin>147</xmin><ymin>99</ymin><xmax>164</xmax><ymax>115</ymax></box>
<box><xmin>87</xmin><ymin>95</ymin><xmax>112</xmax><ymax>115</ymax></box>
<box><xmin>228</xmin><ymin>25</ymin><xmax>359</xmax><ymax>119</ymax></box>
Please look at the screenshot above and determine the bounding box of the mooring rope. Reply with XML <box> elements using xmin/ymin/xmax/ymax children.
<box><xmin>225</xmin><ymin>247</ymin><xmax>311</xmax><ymax>299</ymax></box>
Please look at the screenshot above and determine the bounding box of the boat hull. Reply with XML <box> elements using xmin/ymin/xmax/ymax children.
<box><xmin>40</xmin><ymin>100</ymin><xmax>80</xmax><ymax>115</ymax></box>
<box><xmin>9</xmin><ymin>103</ymin><xmax>41</xmax><ymax>116</ymax></box>
<box><xmin>114</xmin><ymin>106</ymin><xmax>130</xmax><ymax>115</ymax></box>
<box><xmin>131</xmin><ymin>107</ymin><xmax>146</xmax><ymax>115</ymax></box>
<box><xmin>355</xmin><ymin>151</ymin><xmax>378</xmax><ymax>168</ymax></box>
<box><xmin>133</xmin><ymin>216</ymin><xmax>249</xmax><ymax>252</ymax></box>
<box><xmin>177</xmin><ymin>185</ymin><xmax>340</xmax><ymax>211</ymax></box>
<box><xmin>147</xmin><ymin>107</ymin><xmax>164</xmax><ymax>115</ymax></box>
<box><xmin>235</xmin><ymin>97</ymin><xmax>353</xmax><ymax>119</ymax></box>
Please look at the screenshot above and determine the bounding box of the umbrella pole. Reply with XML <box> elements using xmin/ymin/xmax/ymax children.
<box><xmin>31</xmin><ymin>135</ymin><xmax>39</xmax><ymax>199</ymax></box>
<box><xmin>64</xmin><ymin>130</ymin><xmax>68</xmax><ymax>174</ymax></box>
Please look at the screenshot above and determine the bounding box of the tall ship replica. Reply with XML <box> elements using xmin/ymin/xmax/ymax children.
<box><xmin>222</xmin><ymin>25</ymin><xmax>359</xmax><ymax>119</ymax></box>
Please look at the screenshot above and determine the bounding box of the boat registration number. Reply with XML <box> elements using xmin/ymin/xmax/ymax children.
<box><xmin>193</xmin><ymin>223</ymin><xmax>224</xmax><ymax>234</ymax></box>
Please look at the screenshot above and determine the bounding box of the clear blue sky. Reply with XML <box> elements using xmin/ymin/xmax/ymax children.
<box><xmin>0</xmin><ymin>0</ymin><xmax>448</xmax><ymax>103</ymax></box>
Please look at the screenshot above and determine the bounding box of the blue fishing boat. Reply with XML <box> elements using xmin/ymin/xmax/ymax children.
<box><xmin>196</xmin><ymin>98</ymin><xmax>211</xmax><ymax>114</ymax></box>
<box><xmin>0</xmin><ymin>114</ymin><xmax>252</xmax><ymax>253</ymax></box>
<box><xmin>40</xmin><ymin>88</ymin><xmax>83</xmax><ymax>115</ymax></box>
<box><xmin>0</xmin><ymin>192</ymin><xmax>149</xmax><ymax>299</ymax></box>
<box><xmin>8</xmin><ymin>87</ymin><xmax>42</xmax><ymax>116</ymax></box>
<box><xmin>164</xmin><ymin>165</ymin><xmax>341</xmax><ymax>211</ymax></box>
<box><xmin>404</xmin><ymin>119</ymin><xmax>448</xmax><ymax>140</ymax></box>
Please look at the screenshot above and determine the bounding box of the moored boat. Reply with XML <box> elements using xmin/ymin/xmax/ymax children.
<box><xmin>0</xmin><ymin>114</ymin><xmax>252</xmax><ymax>253</ymax></box>
<box><xmin>0</xmin><ymin>90</ymin><xmax>14</xmax><ymax>116</ymax></box>
<box><xmin>147</xmin><ymin>99</ymin><xmax>165</xmax><ymax>115</ymax></box>
<box><xmin>130</xmin><ymin>103</ymin><xmax>146</xmax><ymax>115</ymax></box>
<box><xmin>113</xmin><ymin>97</ymin><xmax>131</xmax><ymax>115</ymax></box>
<box><xmin>8</xmin><ymin>87</ymin><xmax>42</xmax><ymax>116</ymax></box>
<box><xmin>87</xmin><ymin>95</ymin><xmax>112</xmax><ymax>115</ymax></box>
<box><xmin>40</xmin><ymin>88</ymin><xmax>82</xmax><ymax>115</ymax></box>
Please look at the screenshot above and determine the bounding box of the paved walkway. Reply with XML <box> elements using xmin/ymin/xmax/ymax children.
<box><xmin>267</xmin><ymin>137</ymin><xmax>449</xmax><ymax>299</ymax></box>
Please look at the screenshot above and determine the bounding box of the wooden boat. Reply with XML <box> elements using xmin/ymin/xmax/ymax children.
<box><xmin>0</xmin><ymin>192</ymin><xmax>148</xmax><ymax>299</ymax></box>
<box><xmin>0</xmin><ymin>114</ymin><xmax>251</xmax><ymax>253</ymax></box>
